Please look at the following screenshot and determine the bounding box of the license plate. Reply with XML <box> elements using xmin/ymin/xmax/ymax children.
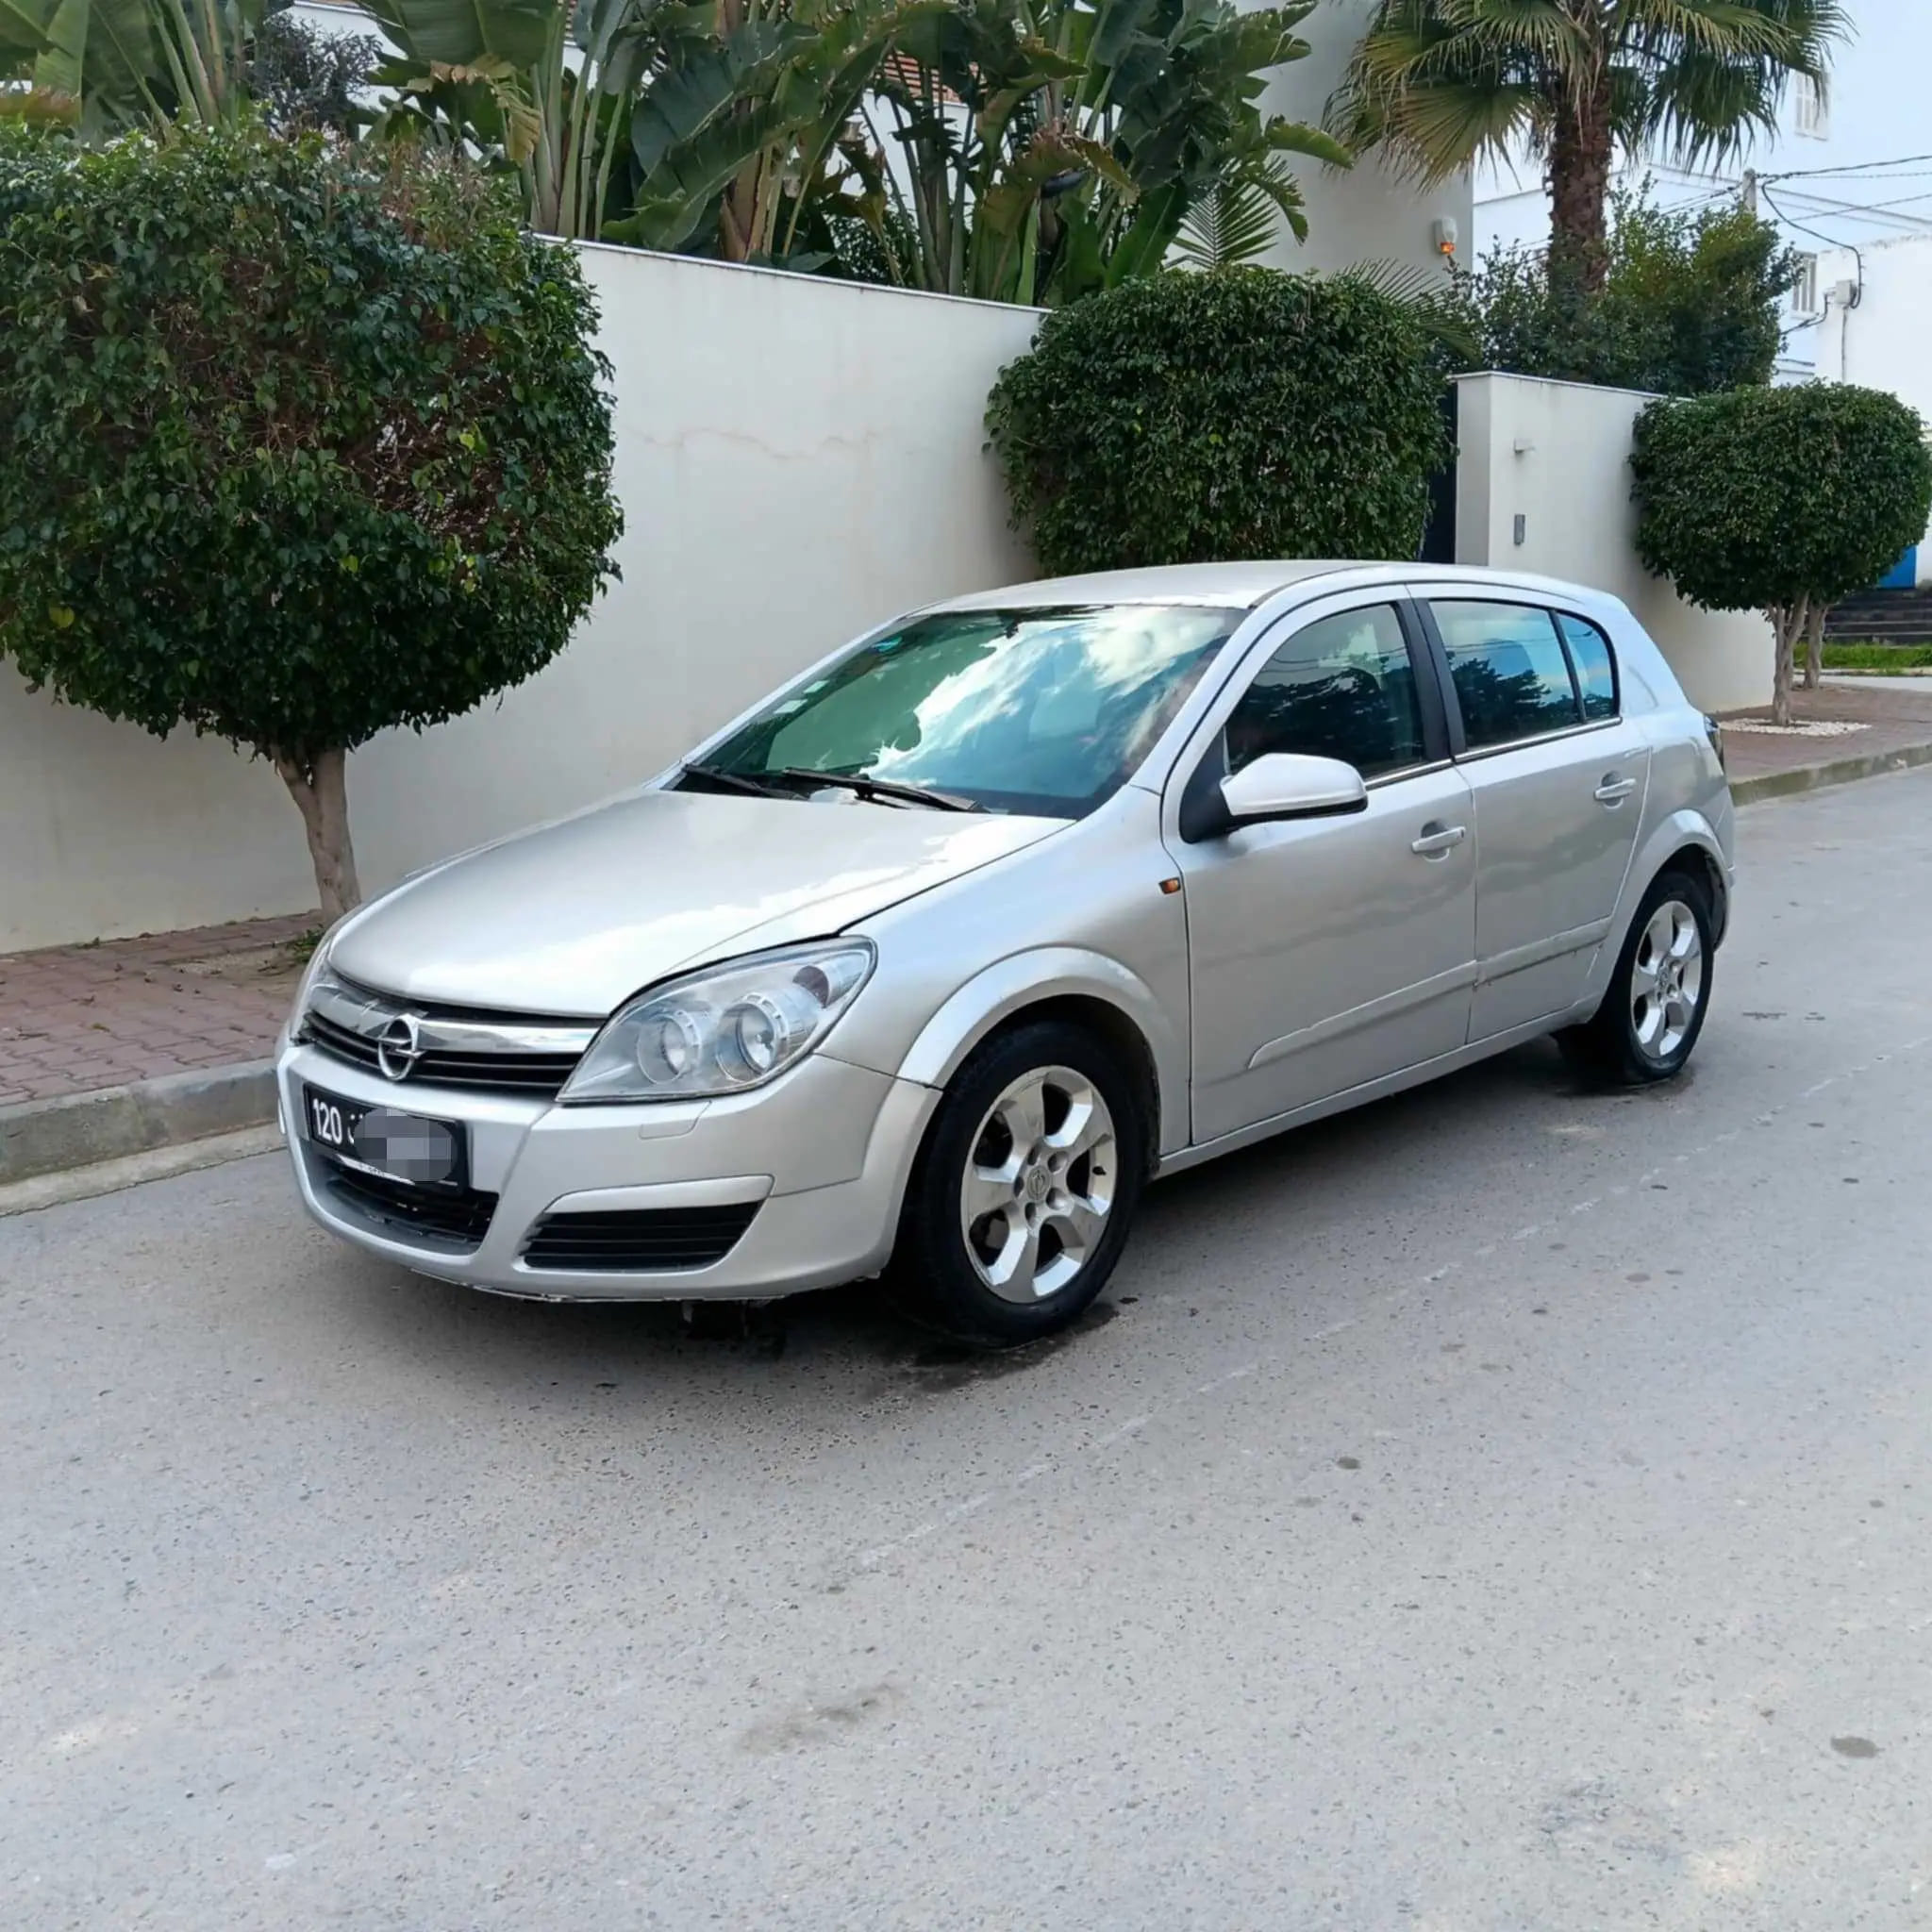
<box><xmin>302</xmin><ymin>1084</ymin><xmax>464</xmax><ymax>1188</ymax></box>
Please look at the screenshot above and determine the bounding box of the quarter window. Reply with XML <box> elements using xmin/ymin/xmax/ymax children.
<box><xmin>1431</xmin><ymin>601</ymin><xmax>1581</xmax><ymax>749</ymax></box>
<box><xmin>1556</xmin><ymin>611</ymin><xmax>1619</xmax><ymax>720</ymax></box>
<box><xmin>1224</xmin><ymin>605</ymin><xmax>1425</xmax><ymax>780</ymax></box>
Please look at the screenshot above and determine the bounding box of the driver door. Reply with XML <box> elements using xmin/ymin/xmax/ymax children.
<box><xmin>1168</xmin><ymin>598</ymin><xmax>1478</xmax><ymax>1144</ymax></box>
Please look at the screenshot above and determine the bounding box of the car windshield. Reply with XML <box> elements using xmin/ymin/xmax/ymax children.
<box><xmin>689</xmin><ymin>603</ymin><xmax>1241</xmax><ymax>818</ymax></box>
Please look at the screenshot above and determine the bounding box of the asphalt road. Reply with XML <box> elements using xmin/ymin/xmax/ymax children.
<box><xmin>7</xmin><ymin>771</ymin><xmax>1932</xmax><ymax>1930</ymax></box>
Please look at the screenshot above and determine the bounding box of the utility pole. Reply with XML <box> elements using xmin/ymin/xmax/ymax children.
<box><xmin>1742</xmin><ymin>169</ymin><xmax>1758</xmax><ymax>215</ymax></box>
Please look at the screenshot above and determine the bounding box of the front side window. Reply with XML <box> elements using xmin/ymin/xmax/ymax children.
<box><xmin>1556</xmin><ymin>611</ymin><xmax>1619</xmax><ymax>720</ymax></box>
<box><xmin>1224</xmin><ymin>605</ymin><xmax>1425</xmax><ymax>780</ymax></box>
<box><xmin>1432</xmin><ymin>601</ymin><xmax>1581</xmax><ymax>749</ymax></box>
<box><xmin>692</xmin><ymin>604</ymin><xmax>1238</xmax><ymax>818</ymax></box>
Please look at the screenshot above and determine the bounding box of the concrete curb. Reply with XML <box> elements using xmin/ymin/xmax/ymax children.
<box><xmin>0</xmin><ymin>1061</ymin><xmax>278</xmax><ymax>1186</ymax></box>
<box><xmin>1731</xmin><ymin>739</ymin><xmax>1932</xmax><ymax>806</ymax></box>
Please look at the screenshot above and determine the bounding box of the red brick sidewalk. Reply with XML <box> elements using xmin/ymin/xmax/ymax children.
<box><xmin>0</xmin><ymin>914</ymin><xmax>314</xmax><ymax>1106</ymax></box>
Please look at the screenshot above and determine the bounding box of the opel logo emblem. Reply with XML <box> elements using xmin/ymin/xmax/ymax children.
<box><xmin>375</xmin><ymin>1013</ymin><xmax>424</xmax><ymax>1082</ymax></box>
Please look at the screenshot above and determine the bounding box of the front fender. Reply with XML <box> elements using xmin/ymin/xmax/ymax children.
<box><xmin>892</xmin><ymin>947</ymin><xmax>1187</xmax><ymax>1158</ymax></box>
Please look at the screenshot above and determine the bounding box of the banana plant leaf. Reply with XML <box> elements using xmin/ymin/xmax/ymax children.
<box><xmin>363</xmin><ymin>0</ymin><xmax>555</xmax><ymax>72</ymax></box>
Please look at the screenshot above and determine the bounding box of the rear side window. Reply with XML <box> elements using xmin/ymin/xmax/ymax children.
<box><xmin>1556</xmin><ymin>612</ymin><xmax>1619</xmax><ymax>719</ymax></box>
<box><xmin>1224</xmin><ymin>605</ymin><xmax>1425</xmax><ymax>780</ymax></box>
<box><xmin>1431</xmin><ymin>601</ymin><xmax>1581</xmax><ymax>749</ymax></box>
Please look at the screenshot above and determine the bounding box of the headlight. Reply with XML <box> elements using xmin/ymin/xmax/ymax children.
<box><xmin>560</xmin><ymin>940</ymin><xmax>875</xmax><ymax>1105</ymax></box>
<box><xmin>286</xmin><ymin>924</ymin><xmax>348</xmax><ymax>1041</ymax></box>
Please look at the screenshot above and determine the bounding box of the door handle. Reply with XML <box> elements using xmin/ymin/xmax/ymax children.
<box><xmin>1411</xmin><ymin>822</ymin><xmax>1468</xmax><ymax>858</ymax></box>
<box><xmin>1593</xmin><ymin>774</ymin><xmax>1638</xmax><ymax>805</ymax></box>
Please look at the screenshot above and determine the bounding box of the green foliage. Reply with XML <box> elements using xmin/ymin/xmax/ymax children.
<box><xmin>985</xmin><ymin>267</ymin><xmax>1447</xmax><ymax>575</ymax></box>
<box><xmin>0</xmin><ymin>122</ymin><xmax>622</xmax><ymax>904</ymax></box>
<box><xmin>865</xmin><ymin>0</ymin><xmax>1348</xmax><ymax>304</ymax></box>
<box><xmin>249</xmin><ymin>6</ymin><xmax>379</xmax><ymax>133</ymax></box>
<box><xmin>1819</xmin><ymin>642</ymin><xmax>1932</xmax><ymax>672</ymax></box>
<box><xmin>1462</xmin><ymin>194</ymin><xmax>1800</xmax><ymax>396</ymax></box>
<box><xmin>1632</xmin><ymin>385</ymin><xmax>1932</xmax><ymax>621</ymax></box>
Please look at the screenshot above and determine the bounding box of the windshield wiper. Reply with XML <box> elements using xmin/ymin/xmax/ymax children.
<box><xmin>768</xmin><ymin>768</ymin><xmax>984</xmax><ymax>813</ymax></box>
<box><xmin>682</xmin><ymin>762</ymin><xmax>795</xmax><ymax>800</ymax></box>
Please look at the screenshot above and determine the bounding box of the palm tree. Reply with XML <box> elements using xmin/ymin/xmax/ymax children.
<box><xmin>1329</xmin><ymin>0</ymin><xmax>1848</xmax><ymax>289</ymax></box>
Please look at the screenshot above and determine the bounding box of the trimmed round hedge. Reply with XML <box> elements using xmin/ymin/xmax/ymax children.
<box><xmin>0</xmin><ymin>121</ymin><xmax>623</xmax><ymax>912</ymax></box>
<box><xmin>1632</xmin><ymin>383</ymin><xmax>1932</xmax><ymax>621</ymax></box>
<box><xmin>985</xmin><ymin>268</ymin><xmax>1448</xmax><ymax>575</ymax></box>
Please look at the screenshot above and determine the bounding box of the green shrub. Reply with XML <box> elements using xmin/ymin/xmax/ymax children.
<box><xmin>984</xmin><ymin>267</ymin><xmax>1447</xmax><ymax>575</ymax></box>
<box><xmin>0</xmin><ymin>122</ymin><xmax>623</xmax><ymax>917</ymax></box>
<box><xmin>1463</xmin><ymin>193</ymin><xmax>1798</xmax><ymax>397</ymax></box>
<box><xmin>1632</xmin><ymin>384</ymin><xmax>1932</xmax><ymax>721</ymax></box>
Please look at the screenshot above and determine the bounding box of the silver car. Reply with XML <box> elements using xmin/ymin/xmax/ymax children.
<box><xmin>278</xmin><ymin>562</ymin><xmax>1733</xmax><ymax>1344</ymax></box>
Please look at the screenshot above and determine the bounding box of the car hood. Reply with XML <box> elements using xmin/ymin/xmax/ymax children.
<box><xmin>328</xmin><ymin>789</ymin><xmax>1065</xmax><ymax>1017</ymax></box>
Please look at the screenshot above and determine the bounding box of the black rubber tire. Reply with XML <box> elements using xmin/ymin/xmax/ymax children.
<box><xmin>889</xmin><ymin>1020</ymin><xmax>1146</xmax><ymax>1348</ymax></box>
<box><xmin>1557</xmin><ymin>867</ymin><xmax>1716</xmax><ymax>1087</ymax></box>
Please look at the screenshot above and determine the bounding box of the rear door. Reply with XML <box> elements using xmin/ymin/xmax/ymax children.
<box><xmin>1418</xmin><ymin>596</ymin><xmax>1649</xmax><ymax>1041</ymax></box>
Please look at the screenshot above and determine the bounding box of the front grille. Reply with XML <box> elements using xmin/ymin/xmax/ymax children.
<box><xmin>308</xmin><ymin>1010</ymin><xmax>382</xmax><ymax>1074</ymax></box>
<box><xmin>302</xmin><ymin>975</ymin><xmax>592</xmax><ymax>1101</ymax></box>
<box><xmin>316</xmin><ymin>1157</ymin><xmax>498</xmax><ymax>1252</ymax></box>
<box><xmin>521</xmin><ymin>1203</ymin><xmax>760</xmax><ymax>1273</ymax></box>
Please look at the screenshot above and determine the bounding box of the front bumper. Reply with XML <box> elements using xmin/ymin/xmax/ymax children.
<box><xmin>276</xmin><ymin>1043</ymin><xmax>939</xmax><ymax>1300</ymax></box>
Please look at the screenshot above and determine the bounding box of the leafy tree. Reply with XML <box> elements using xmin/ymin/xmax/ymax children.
<box><xmin>986</xmin><ymin>267</ymin><xmax>1447</xmax><ymax>575</ymax></box>
<box><xmin>858</xmin><ymin>0</ymin><xmax>1349</xmax><ymax>304</ymax></box>
<box><xmin>0</xmin><ymin>122</ymin><xmax>623</xmax><ymax>918</ymax></box>
<box><xmin>1462</xmin><ymin>192</ymin><xmax>1800</xmax><ymax>396</ymax></box>
<box><xmin>249</xmin><ymin>5</ymin><xmax>380</xmax><ymax>134</ymax></box>
<box><xmin>1632</xmin><ymin>386</ymin><xmax>1932</xmax><ymax>724</ymax></box>
<box><xmin>1330</xmin><ymin>0</ymin><xmax>1846</xmax><ymax>289</ymax></box>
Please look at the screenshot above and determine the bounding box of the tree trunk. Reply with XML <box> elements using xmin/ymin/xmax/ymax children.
<box><xmin>1804</xmin><ymin>600</ymin><xmax>1827</xmax><ymax>690</ymax></box>
<box><xmin>274</xmin><ymin>747</ymin><xmax>362</xmax><ymax>924</ymax></box>
<box><xmin>1768</xmin><ymin>599</ymin><xmax>1806</xmax><ymax>728</ymax></box>
<box><xmin>1547</xmin><ymin>78</ymin><xmax>1616</xmax><ymax>294</ymax></box>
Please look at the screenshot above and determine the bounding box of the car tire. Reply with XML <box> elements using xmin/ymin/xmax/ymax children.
<box><xmin>1557</xmin><ymin>867</ymin><xmax>1716</xmax><ymax>1087</ymax></box>
<box><xmin>889</xmin><ymin>1020</ymin><xmax>1146</xmax><ymax>1348</ymax></box>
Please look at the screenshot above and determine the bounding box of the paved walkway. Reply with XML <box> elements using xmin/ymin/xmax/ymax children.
<box><xmin>6</xmin><ymin>680</ymin><xmax>1932</xmax><ymax>1114</ymax></box>
<box><xmin>0</xmin><ymin>914</ymin><xmax>312</xmax><ymax>1105</ymax></box>
<box><xmin>1718</xmin><ymin>677</ymin><xmax>1932</xmax><ymax>789</ymax></box>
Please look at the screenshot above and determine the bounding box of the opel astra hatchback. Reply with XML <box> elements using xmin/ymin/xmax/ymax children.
<box><xmin>279</xmin><ymin>562</ymin><xmax>1734</xmax><ymax>1344</ymax></box>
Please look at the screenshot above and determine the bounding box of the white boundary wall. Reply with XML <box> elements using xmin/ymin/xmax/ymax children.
<box><xmin>1454</xmin><ymin>372</ymin><xmax>1773</xmax><ymax>715</ymax></box>
<box><xmin>0</xmin><ymin>249</ymin><xmax>1041</xmax><ymax>952</ymax></box>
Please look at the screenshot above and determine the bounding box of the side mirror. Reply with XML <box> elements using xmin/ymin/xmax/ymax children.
<box><xmin>1219</xmin><ymin>752</ymin><xmax>1368</xmax><ymax>829</ymax></box>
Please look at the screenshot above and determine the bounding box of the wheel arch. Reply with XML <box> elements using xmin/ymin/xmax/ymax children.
<box><xmin>1660</xmin><ymin>839</ymin><xmax>1729</xmax><ymax>945</ymax></box>
<box><xmin>893</xmin><ymin>949</ymin><xmax>1182</xmax><ymax>1167</ymax></box>
<box><xmin>1584</xmin><ymin>809</ymin><xmax>1731</xmax><ymax>1012</ymax></box>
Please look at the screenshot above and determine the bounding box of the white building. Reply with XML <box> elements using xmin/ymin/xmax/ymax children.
<box><xmin>1473</xmin><ymin>0</ymin><xmax>1932</xmax><ymax>378</ymax></box>
<box><xmin>1811</xmin><ymin>230</ymin><xmax>1932</xmax><ymax>586</ymax></box>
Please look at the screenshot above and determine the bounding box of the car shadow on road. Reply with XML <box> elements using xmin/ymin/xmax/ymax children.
<box><xmin>320</xmin><ymin>1036</ymin><xmax>1639</xmax><ymax>1398</ymax></box>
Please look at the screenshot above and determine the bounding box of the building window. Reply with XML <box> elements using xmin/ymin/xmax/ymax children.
<box><xmin>1793</xmin><ymin>75</ymin><xmax>1828</xmax><ymax>139</ymax></box>
<box><xmin>1791</xmin><ymin>254</ymin><xmax>1820</xmax><ymax>316</ymax></box>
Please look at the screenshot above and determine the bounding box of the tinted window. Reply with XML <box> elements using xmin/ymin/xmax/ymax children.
<box><xmin>1556</xmin><ymin>611</ymin><xmax>1618</xmax><ymax>720</ymax></box>
<box><xmin>1224</xmin><ymin>605</ymin><xmax>1424</xmax><ymax>781</ymax></box>
<box><xmin>1432</xmin><ymin>601</ymin><xmax>1581</xmax><ymax>749</ymax></box>
<box><xmin>697</xmin><ymin>604</ymin><xmax>1235</xmax><ymax>819</ymax></box>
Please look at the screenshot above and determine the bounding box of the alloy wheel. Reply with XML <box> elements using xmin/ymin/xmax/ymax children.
<box><xmin>1630</xmin><ymin>897</ymin><xmax>1705</xmax><ymax>1063</ymax></box>
<box><xmin>958</xmin><ymin>1065</ymin><xmax>1118</xmax><ymax>1304</ymax></box>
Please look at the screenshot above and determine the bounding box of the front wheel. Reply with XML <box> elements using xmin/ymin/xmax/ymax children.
<box><xmin>889</xmin><ymin>1021</ymin><xmax>1145</xmax><ymax>1347</ymax></box>
<box><xmin>1558</xmin><ymin>868</ymin><xmax>1715</xmax><ymax>1086</ymax></box>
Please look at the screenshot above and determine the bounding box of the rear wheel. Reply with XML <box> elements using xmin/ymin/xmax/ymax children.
<box><xmin>1558</xmin><ymin>868</ymin><xmax>1714</xmax><ymax>1086</ymax></box>
<box><xmin>890</xmin><ymin>1021</ymin><xmax>1145</xmax><ymax>1347</ymax></box>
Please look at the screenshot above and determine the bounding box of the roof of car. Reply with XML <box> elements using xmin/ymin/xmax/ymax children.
<box><xmin>924</xmin><ymin>561</ymin><xmax>1628</xmax><ymax>619</ymax></box>
<box><xmin>927</xmin><ymin>561</ymin><xmax>1352</xmax><ymax>612</ymax></box>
